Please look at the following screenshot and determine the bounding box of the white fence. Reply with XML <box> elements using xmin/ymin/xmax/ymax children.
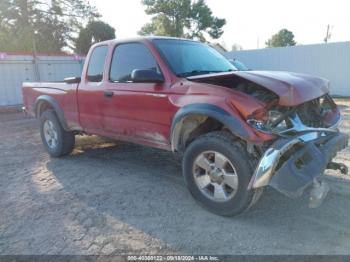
<box><xmin>225</xmin><ymin>41</ymin><xmax>350</xmax><ymax>97</ymax></box>
<box><xmin>1</xmin><ymin>42</ymin><xmax>349</xmax><ymax>106</ymax></box>
<box><xmin>0</xmin><ymin>53</ymin><xmax>84</xmax><ymax>106</ymax></box>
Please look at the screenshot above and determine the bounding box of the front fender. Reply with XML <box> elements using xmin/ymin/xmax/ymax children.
<box><xmin>170</xmin><ymin>103</ymin><xmax>258</xmax><ymax>151</ymax></box>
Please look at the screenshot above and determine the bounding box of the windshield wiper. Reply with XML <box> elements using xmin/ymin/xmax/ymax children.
<box><xmin>177</xmin><ymin>69</ymin><xmax>235</xmax><ymax>77</ymax></box>
<box><xmin>177</xmin><ymin>70</ymin><xmax>215</xmax><ymax>77</ymax></box>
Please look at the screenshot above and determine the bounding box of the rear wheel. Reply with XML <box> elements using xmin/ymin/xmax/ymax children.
<box><xmin>40</xmin><ymin>110</ymin><xmax>75</xmax><ymax>157</ymax></box>
<box><xmin>182</xmin><ymin>131</ymin><xmax>260</xmax><ymax>216</ymax></box>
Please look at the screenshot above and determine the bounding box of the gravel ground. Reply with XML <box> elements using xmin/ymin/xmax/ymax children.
<box><xmin>0</xmin><ymin>99</ymin><xmax>350</xmax><ymax>255</ymax></box>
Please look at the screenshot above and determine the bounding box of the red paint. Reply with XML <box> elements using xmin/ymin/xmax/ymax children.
<box><xmin>22</xmin><ymin>37</ymin><xmax>330</xmax><ymax>150</ymax></box>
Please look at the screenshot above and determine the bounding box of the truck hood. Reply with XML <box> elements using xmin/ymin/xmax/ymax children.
<box><xmin>187</xmin><ymin>71</ymin><xmax>330</xmax><ymax>106</ymax></box>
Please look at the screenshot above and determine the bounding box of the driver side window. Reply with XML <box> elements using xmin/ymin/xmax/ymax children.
<box><xmin>109</xmin><ymin>43</ymin><xmax>160</xmax><ymax>82</ymax></box>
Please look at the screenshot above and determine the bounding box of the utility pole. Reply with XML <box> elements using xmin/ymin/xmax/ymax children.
<box><xmin>32</xmin><ymin>30</ymin><xmax>40</xmax><ymax>81</ymax></box>
<box><xmin>324</xmin><ymin>24</ymin><xmax>332</xmax><ymax>44</ymax></box>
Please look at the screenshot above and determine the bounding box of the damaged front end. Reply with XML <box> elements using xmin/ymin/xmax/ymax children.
<box><xmin>247</xmin><ymin>94</ymin><xmax>349</xmax><ymax>206</ymax></box>
<box><xmin>187</xmin><ymin>71</ymin><xmax>348</xmax><ymax>206</ymax></box>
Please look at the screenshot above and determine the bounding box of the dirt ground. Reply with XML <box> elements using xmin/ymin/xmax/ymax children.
<box><xmin>0</xmin><ymin>99</ymin><xmax>350</xmax><ymax>255</ymax></box>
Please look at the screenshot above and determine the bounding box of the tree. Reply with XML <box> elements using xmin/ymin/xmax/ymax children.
<box><xmin>75</xmin><ymin>21</ymin><xmax>116</xmax><ymax>54</ymax></box>
<box><xmin>266</xmin><ymin>29</ymin><xmax>296</xmax><ymax>48</ymax></box>
<box><xmin>138</xmin><ymin>0</ymin><xmax>226</xmax><ymax>41</ymax></box>
<box><xmin>0</xmin><ymin>0</ymin><xmax>100</xmax><ymax>53</ymax></box>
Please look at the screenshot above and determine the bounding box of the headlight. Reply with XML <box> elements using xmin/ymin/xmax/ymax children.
<box><xmin>247</xmin><ymin>109</ymin><xmax>287</xmax><ymax>133</ymax></box>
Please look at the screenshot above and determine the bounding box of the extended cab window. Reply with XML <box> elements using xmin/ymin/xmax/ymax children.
<box><xmin>87</xmin><ymin>45</ymin><xmax>108</xmax><ymax>82</ymax></box>
<box><xmin>110</xmin><ymin>43</ymin><xmax>159</xmax><ymax>82</ymax></box>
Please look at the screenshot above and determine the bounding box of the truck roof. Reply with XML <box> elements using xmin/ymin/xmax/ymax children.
<box><xmin>95</xmin><ymin>36</ymin><xmax>200</xmax><ymax>46</ymax></box>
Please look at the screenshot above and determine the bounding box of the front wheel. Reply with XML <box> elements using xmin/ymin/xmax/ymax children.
<box><xmin>40</xmin><ymin>110</ymin><xmax>75</xmax><ymax>157</ymax></box>
<box><xmin>182</xmin><ymin>131</ymin><xmax>260</xmax><ymax>216</ymax></box>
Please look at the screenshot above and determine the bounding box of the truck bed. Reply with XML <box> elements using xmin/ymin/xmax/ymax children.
<box><xmin>22</xmin><ymin>82</ymin><xmax>81</xmax><ymax>130</ymax></box>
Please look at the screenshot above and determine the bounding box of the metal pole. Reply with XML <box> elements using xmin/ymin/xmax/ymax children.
<box><xmin>324</xmin><ymin>24</ymin><xmax>330</xmax><ymax>44</ymax></box>
<box><xmin>32</xmin><ymin>31</ymin><xmax>40</xmax><ymax>81</ymax></box>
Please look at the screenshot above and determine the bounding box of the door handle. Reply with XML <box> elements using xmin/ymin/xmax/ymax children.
<box><xmin>104</xmin><ymin>90</ymin><xmax>114</xmax><ymax>98</ymax></box>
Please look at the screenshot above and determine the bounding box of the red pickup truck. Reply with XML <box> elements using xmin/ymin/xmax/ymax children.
<box><xmin>22</xmin><ymin>37</ymin><xmax>348</xmax><ymax>216</ymax></box>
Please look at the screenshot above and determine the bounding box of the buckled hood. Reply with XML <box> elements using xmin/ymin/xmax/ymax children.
<box><xmin>188</xmin><ymin>71</ymin><xmax>330</xmax><ymax>106</ymax></box>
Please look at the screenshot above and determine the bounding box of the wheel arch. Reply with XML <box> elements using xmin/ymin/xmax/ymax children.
<box><xmin>170</xmin><ymin>104</ymin><xmax>252</xmax><ymax>152</ymax></box>
<box><xmin>34</xmin><ymin>95</ymin><xmax>69</xmax><ymax>130</ymax></box>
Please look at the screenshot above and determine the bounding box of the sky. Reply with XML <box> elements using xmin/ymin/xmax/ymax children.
<box><xmin>89</xmin><ymin>0</ymin><xmax>350</xmax><ymax>50</ymax></box>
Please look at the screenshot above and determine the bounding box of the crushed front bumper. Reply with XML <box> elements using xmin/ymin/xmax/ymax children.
<box><xmin>248</xmin><ymin>132</ymin><xmax>349</xmax><ymax>198</ymax></box>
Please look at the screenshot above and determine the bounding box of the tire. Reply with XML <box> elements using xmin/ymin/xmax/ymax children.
<box><xmin>39</xmin><ymin>109</ymin><xmax>75</xmax><ymax>157</ymax></box>
<box><xmin>182</xmin><ymin>131</ymin><xmax>259</xmax><ymax>216</ymax></box>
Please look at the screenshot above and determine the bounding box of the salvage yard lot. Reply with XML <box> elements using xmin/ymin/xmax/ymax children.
<box><xmin>0</xmin><ymin>99</ymin><xmax>350</xmax><ymax>255</ymax></box>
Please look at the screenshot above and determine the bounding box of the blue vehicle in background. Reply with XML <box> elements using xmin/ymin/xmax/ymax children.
<box><xmin>228</xmin><ymin>58</ymin><xmax>250</xmax><ymax>71</ymax></box>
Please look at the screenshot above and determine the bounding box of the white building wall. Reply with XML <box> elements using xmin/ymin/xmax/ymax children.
<box><xmin>1</xmin><ymin>43</ymin><xmax>349</xmax><ymax>106</ymax></box>
<box><xmin>0</xmin><ymin>54</ymin><xmax>84</xmax><ymax>106</ymax></box>
<box><xmin>225</xmin><ymin>42</ymin><xmax>350</xmax><ymax>96</ymax></box>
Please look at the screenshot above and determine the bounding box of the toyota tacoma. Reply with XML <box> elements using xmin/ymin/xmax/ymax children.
<box><xmin>22</xmin><ymin>37</ymin><xmax>349</xmax><ymax>216</ymax></box>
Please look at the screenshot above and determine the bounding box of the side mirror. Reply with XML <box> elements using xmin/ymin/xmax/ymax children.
<box><xmin>64</xmin><ymin>76</ymin><xmax>81</xmax><ymax>84</ymax></box>
<box><xmin>131</xmin><ymin>69</ymin><xmax>164</xmax><ymax>83</ymax></box>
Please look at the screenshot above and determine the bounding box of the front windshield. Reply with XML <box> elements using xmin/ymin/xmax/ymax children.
<box><xmin>153</xmin><ymin>39</ymin><xmax>237</xmax><ymax>77</ymax></box>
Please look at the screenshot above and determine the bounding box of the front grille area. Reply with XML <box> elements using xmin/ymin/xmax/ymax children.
<box><xmin>296</xmin><ymin>95</ymin><xmax>337</xmax><ymax>128</ymax></box>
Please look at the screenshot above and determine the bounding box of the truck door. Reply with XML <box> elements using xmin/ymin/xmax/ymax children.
<box><xmin>101</xmin><ymin>42</ymin><xmax>172</xmax><ymax>149</ymax></box>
